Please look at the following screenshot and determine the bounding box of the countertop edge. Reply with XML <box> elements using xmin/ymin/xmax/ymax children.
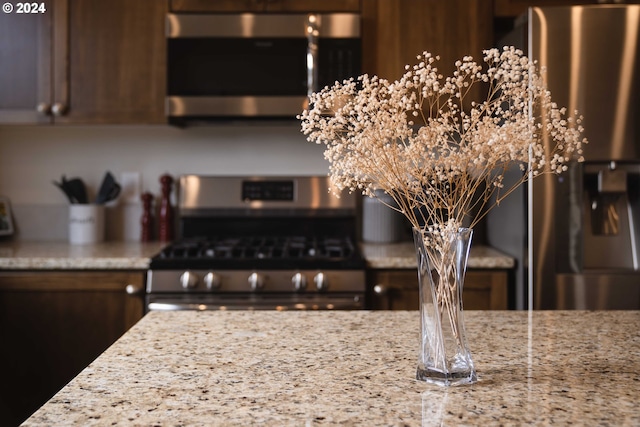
<box><xmin>361</xmin><ymin>242</ymin><xmax>515</xmax><ymax>270</ymax></box>
<box><xmin>0</xmin><ymin>241</ymin><xmax>515</xmax><ymax>271</ymax></box>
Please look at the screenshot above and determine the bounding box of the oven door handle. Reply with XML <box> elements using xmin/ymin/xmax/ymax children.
<box><xmin>147</xmin><ymin>297</ymin><xmax>363</xmax><ymax>311</ymax></box>
<box><xmin>148</xmin><ymin>302</ymin><xmax>211</xmax><ymax>311</ymax></box>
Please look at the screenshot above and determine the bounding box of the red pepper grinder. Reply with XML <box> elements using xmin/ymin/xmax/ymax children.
<box><xmin>140</xmin><ymin>192</ymin><xmax>154</xmax><ymax>242</ymax></box>
<box><xmin>158</xmin><ymin>174</ymin><xmax>174</xmax><ymax>242</ymax></box>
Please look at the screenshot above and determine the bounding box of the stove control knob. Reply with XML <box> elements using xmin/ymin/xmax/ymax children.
<box><xmin>291</xmin><ymin>272</ymin><xmax>307</xmax><ymax>291</ymax></box>
<box><xmin>248</xmin><ymin>272</ymin><xmax>264</xmax><ymax>291</ymax></box>
<box><xmin>204</xmin><ymin>272</ymin><xmax>221</xmax><ymax>290</ymax></box>
<box><xmin>314</xmin><ymin>272</ymin><xmax>329</xmax><ymax>291</ymax></box>
<box><xmin>180</xmin><ymin>271</ymin><xmax>198</xmax><ymax>289</ymax></box>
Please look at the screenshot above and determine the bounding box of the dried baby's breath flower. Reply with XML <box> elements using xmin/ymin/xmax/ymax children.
<box><xmin>299</xmin><ymin>46</ymin><xmax>587</xmax><ymax>235</ymax></box>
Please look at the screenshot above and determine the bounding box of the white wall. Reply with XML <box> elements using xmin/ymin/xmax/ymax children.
<box><xmin>0</xmin><ymin>123</ymin><xmax>329</xmax><ymax>240</ymax></box>
<box><xmin>0</xmin><ymin>123</ymin><xmax>328</xmax><ymax>204</ymax></box>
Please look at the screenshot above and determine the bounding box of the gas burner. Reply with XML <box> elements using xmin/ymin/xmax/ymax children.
<box><xmin>157</xmin><ymin>235</ymin><xmax>357</xmax><ymax>262</ymax></box>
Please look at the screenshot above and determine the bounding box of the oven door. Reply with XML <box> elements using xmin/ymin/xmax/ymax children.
<box><xmin>146</xmin><ymin>293</ymin><xmax>364</xmax><ymax>311</ymax></box>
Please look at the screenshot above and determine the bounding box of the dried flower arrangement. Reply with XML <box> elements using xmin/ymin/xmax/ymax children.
<box><xmin>300</xmin><ymin>46</ymin><xmax>588</xmax><ymax>384</ymax></box>
<box><xmin>299</xmin><ymin>46</ymin><xmax>587</xmax><ymax>237</ymax></box>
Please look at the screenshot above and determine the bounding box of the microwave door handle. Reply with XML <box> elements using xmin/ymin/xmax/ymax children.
<box><xmin>306</xmin><ymin>14</ymin><xmax>319</xmax><ymax>96</ymax></box>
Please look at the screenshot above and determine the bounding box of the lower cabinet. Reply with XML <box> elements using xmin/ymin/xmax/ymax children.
<box><xmin>0</xmin><ymin>271</ymin><xmax>145</xmax><ymax>426</ymax></box>
<box><xmin>369</xmin><ymin>269</ymin><xmax>510</xmax><ymax>310</ymax></box>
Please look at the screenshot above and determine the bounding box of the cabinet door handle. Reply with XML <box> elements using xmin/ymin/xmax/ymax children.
<box><xmin>373</xmin><ymin>284</ymin><xmax>387</xmax><ymax>295</ymax></box>
<box><xmin>125</xmin><ymin>284</ymin><xmax>143</xmax><ymax>295</ymax></box>
<box><xmin>37</xmin><ymin>102</ymin><xmax>52</xmax><ymax>115</ymax></box>
<box><xmin>51</xmin><ymin>103</ymin><xmax>67</xmax><ymax>116</ymax></box>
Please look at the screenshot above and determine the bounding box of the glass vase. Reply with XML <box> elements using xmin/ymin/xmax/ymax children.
<box><xmin>413</xmin><ymin>227</ymin><xmax>477</xmax><ymax>386</ymax></box>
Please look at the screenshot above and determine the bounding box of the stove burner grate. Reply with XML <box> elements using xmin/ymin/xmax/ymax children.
<box><xmin>158</xmin><ymin>236</ymin><xmax>357</xmax><ymax>261</ymax></box>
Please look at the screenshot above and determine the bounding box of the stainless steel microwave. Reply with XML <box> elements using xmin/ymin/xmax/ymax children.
<box><xmin>165</xmin><ymin>13</ymin><xmax>361</xmax><ymax>124</ymax></box>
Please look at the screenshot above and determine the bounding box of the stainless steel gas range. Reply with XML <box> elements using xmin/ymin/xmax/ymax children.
<box><xmin>146</xmin><ymin>175</ymin><xmax>366</xmax><ymax>311</ymax></box>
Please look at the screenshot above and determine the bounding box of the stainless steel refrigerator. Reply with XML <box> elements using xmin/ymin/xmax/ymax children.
<box><xmin>489</xmin><ymin>4</ymin><xmax>640</xmax><ymax>309</ymax></box>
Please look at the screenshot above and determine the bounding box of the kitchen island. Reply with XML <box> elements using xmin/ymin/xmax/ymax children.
<box><xmin>22</xmin><ymin>310</ymin><xmax>640</xmax><ymax>426</ymax></box>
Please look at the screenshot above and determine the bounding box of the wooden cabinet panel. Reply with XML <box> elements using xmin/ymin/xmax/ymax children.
<box><xmin>0</xmin><ymin>271</ymin><xmax>145</xmax><ymax>426</ymax></box>
<box><xmin>369</xmin><ymin>269</ymin><xmax>509</xmax><ymax>310</ymax></box>
<box><xmin>60</xmin><ymin>0</ymin><xmax>166</xmax><ymax>124</ymax></box>
<box><xmin>0</xmin><ymin>0</ymin><xmax>53</xmax><ymax>124</ymax></box>
<box><xmin>464</xmin><ymin>271</ymin><xmax>509</xmax><ymax>310</ymax></box>
<box><xmin>362</xmin><ymin>0</ymin><xmax>493</xmax><ymax>84</ymax></box>
<box><xmin>171</xmin><ymin>0</ymin><xmax>265</xmax><ymax>12</ymax></box>
<box><xmin>170</xmin><ymin>0</ymin><xmax>360</xmax><ymax>12</ymax></box>
<box><xmin>0</xmin><ymin>0</ymin><xmax>166</xmax><ymax>125</ymax></box>
<box><xmin>264</xmin><ymin>0</ymin><xmax>360</xmax><ymax>12</ymax></box>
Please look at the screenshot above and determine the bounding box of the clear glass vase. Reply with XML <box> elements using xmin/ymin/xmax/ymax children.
<box><xmin>413</xmin><ymin>227</ymin><xmax>477</xmax><ymax>386</ymax></box>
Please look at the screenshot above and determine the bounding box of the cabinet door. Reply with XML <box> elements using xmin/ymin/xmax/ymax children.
<box><xmin>370</xmin><ymin>269</ymin><xmax>508</xmax><ymax>310</ymax></box>
<box><xmin>264</xmin><ymin>0</ymin><xmax>361</xmax><ymax>12</ymax></box>
<box><xmin>0</xmin><ymin>271</ymin><xmax>145</xmax><ymax>426</ymax></box>
<box><xmin>56</xmin><ymin>0</ymin><xmax>166</xmax><ymax>124</ymax></box>
<box><xmin>170</xmin><ymin>0</ymin><xmax>266</xmax><ymax>12</ymax></box>
<box><xmin>170</xmin><ymin>0</ymin><xmax>360</xmax><ymax>12</ymax></box>
<box><xmin>362</xmin><ymin>0</ymin><xmax>492</xmax><ymax>87</ymax></box>
<box><xmin>371</xmin><ymin>270</ymin><xmax>419</xmax><ymax>310</ymax></box>
<box><xmin>0</xmin><ymin>0</ymin><xmax>53</xmax><ymax>124</ymax></box>
<box><xmin>464</xmin><ymin>271</ymin><xmax>508</xmax><ymax>310</ymax></box>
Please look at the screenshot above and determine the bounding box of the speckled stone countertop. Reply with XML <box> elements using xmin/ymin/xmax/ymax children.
<box><xmin>0</xmin><ymin>241</ymin><xmax>166</xmax><ymax>270</ymax></box>
<box><xmin>0</xmin><ymin>241</ymin><xmax>511</xmax><ymax>271</ymax></box>
<box><xmin>23</xmin><ymin>310</ymin><xmax>640</xmax><ymax>426</ymax></box>
<box><xmin>362</xmin><ymin>242</ymin><xmax>515</xmax><ymax>269</ymax></box>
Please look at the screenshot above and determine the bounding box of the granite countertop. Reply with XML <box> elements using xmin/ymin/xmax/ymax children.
<box><xmin>0</xmin><ymin>240</ymin><xmax>512</xmax><ymax>271</ymax></box>
<box><xmin>23</xmin><ymin>310</ymin><xmax>640</xmax><ymax>426</ymax></box>
<box><xmin>0</xmin><ymin>241</ymin><xmax>166</xmax><ymax>270</ymax></box>
<box><xmin>362</xmin><ymin>241</ymin><xmax>515</xmax><ymax>269</ymax></box>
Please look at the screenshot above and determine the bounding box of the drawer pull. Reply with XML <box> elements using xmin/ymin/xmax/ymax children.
<box><xmin>125</xmin><ymin>284</ymin><xmax>143</xmax><ymax>295</ymax></box>
<box><xmin>373</xmin><ymin>284</ymin><xmax>387</xmax><ymax>295</ymax></box>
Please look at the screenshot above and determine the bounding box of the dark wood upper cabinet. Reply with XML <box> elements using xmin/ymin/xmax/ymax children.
<box><xmin>61</xmin><ymin>0</ymin><xmax>166</xmax><ymax>124</ymax></box>
<box><xmin>362</xmin><ymin>0</ymin><xmax>493</xmax><ymax>81</ymax></box>
<box><xmin>0</xmin><ymin>0</ymin><xmax>166</xmax><ymax>125</ymax></box>
<box><xmin>170</xmin><ymin>0</ymin><xmax>361</xmax><ymax>13</ymax></box>
<box><xmin>361</xmin><ymin>0</ymin><xmax>493</xmax><ymax>101</ymax></box>
<box><xmin>0</xmin><ymin>0</ymin><xmax>52</xmax><ymax>124</ymax></box>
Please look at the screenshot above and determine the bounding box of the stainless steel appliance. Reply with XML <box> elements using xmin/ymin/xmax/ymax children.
<box><xmin>146</xmin><ymin>176</ymin><xmax>366</xmax><ymax>311</ymax></box>
<box><xmin>165</xmin><ymin>13</ymin><xmax>361</xmax><ymax>124</ymax></box>
<box><xmin>489</xmin><ymin>5</ymin><xmax>640</xmax><ymax>309</ymax></box>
